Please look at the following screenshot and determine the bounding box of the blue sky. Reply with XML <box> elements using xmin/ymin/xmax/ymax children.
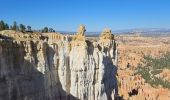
<box><xmin>0</xmin><ymin>0</ymin><xmax>170</xmax><ymax>31</ymax></box>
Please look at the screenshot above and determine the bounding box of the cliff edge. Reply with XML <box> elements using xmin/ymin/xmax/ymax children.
<box><xmin>0</xmin><ymin>26</ymin><xmax>118</xmax><ymax>100</ymax></box>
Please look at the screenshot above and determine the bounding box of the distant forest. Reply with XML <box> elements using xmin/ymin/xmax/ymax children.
<box><xmin>0</xmin><ymin>20</ymin><xmax>55</xmax><ymax>33</ymax></box>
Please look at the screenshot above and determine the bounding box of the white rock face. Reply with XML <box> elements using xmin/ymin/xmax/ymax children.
<box><xmin>0</xmin><ymin>33</ymin><xmax>118</xmax><ymax>100</ymax></box>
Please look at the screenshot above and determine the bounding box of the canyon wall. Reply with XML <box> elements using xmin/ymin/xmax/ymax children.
<box><xmin>0</xmin><ymin>27</ymin><xmax>118</xmax><ymax>100</ymax></box>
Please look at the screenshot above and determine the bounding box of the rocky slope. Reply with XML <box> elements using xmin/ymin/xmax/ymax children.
<box><xmin>0</xmin><ymin>26</ymin><xmax>118</xmax><ymax>100</ymax></box>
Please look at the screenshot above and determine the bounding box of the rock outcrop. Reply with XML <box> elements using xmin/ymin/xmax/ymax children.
<box><xmin>73</xmin><ymin>25</ymin><xmax>86</xmax><ymax>41</ymax></box>
<box><xmin>100</xmin><ymin>29</ymin><xmax>114</xmax><ymax>40</ymax></box>
<box><xmin>0</xmin><ymin>26</ymin><xmax>118</xmax><ymax>100</ymax></box>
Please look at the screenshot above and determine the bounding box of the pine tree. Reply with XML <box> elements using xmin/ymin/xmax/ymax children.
<box><xmin>42</xmin><ymin>27</ymin><xmax>48</xmax><ymax>33</ymax></box>
<box><xmin>19</xmin><ymin>24</ymin><xmax>26</xmax><ymax>32</ymax></box>
<box><xmin>27</xmin><ymin>26</ymin><xmax>32</xmax><ymax>31</ymax></box>
<box><xmin>12</xmin><ymin>21</ymin><xmax>17</xmax><ymax>31</ymax></box>
<box><xmin>0</xmin><ymin>20</ymin><xmax>5</xmax><ymax>31</ymax></box>
<box><xmin>49</xmin><ymin>28</ymin><xmax>55</xmax><ymax>32</ymax></box>
<box><xmin>5</xmin><ymin>23</ymin><xmax>9</xmax><ymax>30</ymax></box>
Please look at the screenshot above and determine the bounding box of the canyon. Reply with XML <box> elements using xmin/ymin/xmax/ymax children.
<box><xmin>0</xmin><ymin>26</ymin><xmax>118</xmax><ymax>100</ymax></box>
<box><xmin>1</xmin><ymin>25</ymin><xmax>170</xmax><ymax>100</ymax></box>
<box><xmin>116</xmin><ymin>35</ymin><xmax>170</xmax><ymax>100</ymax></box>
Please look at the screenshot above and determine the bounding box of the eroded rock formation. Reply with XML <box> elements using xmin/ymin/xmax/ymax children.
<box><xmin>116</xmin><ymin>35</ymin><xmax>170</xmax><ymax>100</ymax></box>
<box><xmin>0</xmin><ymin>26</ymin><xmax>118</xmax><ymax>100</ymax></box>
<box><xmin>100</xmin><ymin>29</ymin><xmax>114</xmax><ymax>40</ymax></box>
<box><xmin>73</xmin><ymin>25</ymin><xmax>86</xmax><ymax>41</ymax></box>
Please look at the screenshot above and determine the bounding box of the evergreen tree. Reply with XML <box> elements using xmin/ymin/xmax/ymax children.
<box><xmin>42</xmin><ymin>27</ymin><xmax>48</xmax><ymax>33</ymax></box>
<box><xmin>19</xmin><ymin>24</ymin><xmax>26</xmax><ymax>32</ymax></box>
<box><xmin>49</xmin><ymin>28</ymin><xmax>55</xmax><ymax>32</ymax></box>
<box><xmin>12</xmin><ymin>21</ymin><xmax>17</xmax><ymax>31</ymax></box>
<box><xmin>0</xmin><ymin>20</ymin><xmax>5</xmax><ymax>31</ymax></box>
<box><xmin>5</xmin><ymin>23</ymin><xmax>9</xmax><ymax>30</ymax></box>
<box><xmin>27</xmin><ymin>26</ymin><xmax>32</xmax><ymax>31</ymax></box>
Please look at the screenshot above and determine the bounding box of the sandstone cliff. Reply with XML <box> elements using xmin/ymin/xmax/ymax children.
<box><xmin>0</xmin><ymin>26</ymin><xmax>118</xmax><ymax>100</ymax></box>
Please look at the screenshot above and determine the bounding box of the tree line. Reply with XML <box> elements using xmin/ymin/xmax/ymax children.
<box><xmin>0</xmin><ymin>20</ymin><xmax>55</xmax><ymax>33</ymax></box>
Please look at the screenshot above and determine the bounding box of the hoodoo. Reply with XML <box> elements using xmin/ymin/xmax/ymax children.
<box><xmin>0</xmin><ymin>26</ymin><xmax>118</xmax><ymax>100</ymax></box>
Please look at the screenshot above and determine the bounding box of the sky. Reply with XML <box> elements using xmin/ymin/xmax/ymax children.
<box><xmin>0</xmin><ymin>0</ymin><xmax>170</xmax><ymax>32</ymax></box>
